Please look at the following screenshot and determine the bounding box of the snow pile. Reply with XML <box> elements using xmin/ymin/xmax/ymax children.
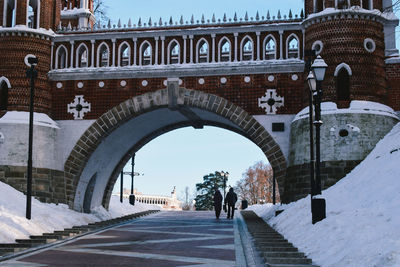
<box><xmin>0</xmin><ymin>182</ymin><xmax>160</xmax><ymax>243</ymax></box>
<box><xmin>250</xmin><ymin>123</ymin><xmax>400</xmax><ymax>267</ymax></box>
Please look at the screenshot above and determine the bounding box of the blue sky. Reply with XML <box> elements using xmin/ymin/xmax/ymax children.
<box><xmin>106</xmin><ymin>0</ymin><xmax>400</xmax><ymax>198</ymax></box>
<box><xmin>105</xmin><ymin>0</ymin><xmax>304</xmax><ymax>26</ymax></box>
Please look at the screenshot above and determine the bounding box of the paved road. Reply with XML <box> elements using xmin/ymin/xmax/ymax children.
<box><xmin>1</xmin><ymin>211</ymin><xmax>242</xmax><ymax>267</ymax></box>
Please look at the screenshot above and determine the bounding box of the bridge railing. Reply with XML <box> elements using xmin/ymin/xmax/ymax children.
<box><xmin>50</xmin><ymin>18</ymin><xmax>305</xmax><ymax>72</ymax></box>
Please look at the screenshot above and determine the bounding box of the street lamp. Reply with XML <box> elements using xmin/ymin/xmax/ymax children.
<box><xmin>123</xmin><ymin>154</ymin><xmax>143</xmax><ymax>206</ymax></box>
<box><xmin>310</xmin><ymin>55</ymin><xmax>327</xmax><ymax>224</ymax></box>
<box><xmin>25</xmin><ymin>55</ymin><xmax>38</xmax><ymax>220</ymax></box>
<box><xmin>220</xmin><ymin>171</ymin><xmax>229</xmax><ymax>201</ymax></box>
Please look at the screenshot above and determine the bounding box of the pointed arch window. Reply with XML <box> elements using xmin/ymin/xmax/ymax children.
<box><xmin>97</xmin><ymin>43</ymin><xmax>110</xmax><ymax>67</ymax></box>
<box><xmin>140</xmin><ymin>41</ymin><xmax>152</xmax><ymax>66</ymax></box>
<box><xmin>361</xmin><ymin>0</ymin><xmax>372</xmax><ymax>10</ymax></box>
<box><xmin>336</xmin><ymin>67</ymin><xmax>351</xmax><ymax>101</ymax></box>
<box><xmin>167</xmin><ymin>40</ymin><xmax>180</xmax><ymax>64</ymax></box>
<box><xmin>287</xmin><ymin>34</ymin><xmax>299</xmax><ymax>59</ymax></box>
<box><xmin>337</xmin><ymin>0</ymin><xmax>350</xmax><ymax>9</ymax></box>
<box><xmin>118</xmin><ymin>42</ymin><xmax>130</xmax><ymax>67</ymax></box>
<box><xmin>27</xmin><ymin>0</ymin><xmax>40</xmax><ymax>29</ymax></box>
<box><xmin>241</xmin><ymin>36</ymin><xmax>253</xmax><ymax>61</ymax></box>
<box><xmin>264</xmin><ymin>35</ymin><xmax>276</xmax><ymax>60</ymax></box>
<box><xmin>3</xmin><ymin>0</ymin><xmax>16</xmax><ymax>27</ymax></box>
<box><xmin>76</xmin><ymin>43</ymin><xmax>89</xmax><ymax>68</ymax></box>
<box><xmin>315</xmin><ymin>0</ymin><xmax>324</xmax><ymax>12</ymax></box>
<box><xmin>55</xmin><ymin>45</ymin><xmax>68</xmax><ymax>69</ymax></box>
<box><xmin>0</xmin><ymin>78</ymin><xmax>10</xmax><ymax>111</ymax></box>
<box><xmin>218</xmin><ymin>37</ymin><xmax>231</xmax><ymax>62</ymax></box>
<box><xmin>196</xmin><ymin>39</ymin><xmax>209</xmax><ymax>63</ymax></box>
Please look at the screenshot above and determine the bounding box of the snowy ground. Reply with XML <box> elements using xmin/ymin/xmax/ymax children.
<box><xmin>249</xmin><ymin>122</ymin><xmax>400</xmax><ymax>267</ymax></box>
<box><xmin>0</xmin><ymin>185</ymin><xmax>160</xmax><ymax>243</ymax></box>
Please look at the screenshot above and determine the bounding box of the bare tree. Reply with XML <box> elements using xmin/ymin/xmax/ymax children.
<box><xmin>93</xmin><ymin>0</ymin><xmax>109</xmax><ymax>25</ymax></box>
<box><xmin>236</xmin><ymin>161</ymin><xmax>279</xmax><ymax>205</ymax></box>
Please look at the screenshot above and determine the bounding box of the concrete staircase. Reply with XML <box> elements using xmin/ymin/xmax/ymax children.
<box><xmin>241</xmin><ymin>210</ymin><xmax>319</xmax><ymax>267</ymax></box>
<box><xmin>0</xmin><ymin>210</ymin><xmax>159</xmax><ymax>258</ymax></box>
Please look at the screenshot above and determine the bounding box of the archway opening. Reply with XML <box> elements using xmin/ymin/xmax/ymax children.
<box><xmin>65</xmin><ymin>87</ymin><xmax>287</xmax><ymax>212</ymax></box>
<box><xmin>111</xmin><ymin>126</ymin><xmax>274</xmax><ymax>210</ymax></box>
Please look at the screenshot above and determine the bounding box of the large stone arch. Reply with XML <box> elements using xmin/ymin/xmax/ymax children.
<box><xmin>64</xmin><ymin>81</ymin><xmax>287</xmax><ymax>211</ymax></box>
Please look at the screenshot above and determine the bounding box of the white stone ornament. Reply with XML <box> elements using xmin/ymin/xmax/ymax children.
<box><xmin>268</xmin><ymin>75</ymin><xmax>274</xmax><ymax>82</ymax></box>
<box><xmin>258</xmin><ymin>89</ymin><xmax>284</xmax><ymax>114</ymax></box>
<box><xmin>56</xmin><ymin>82</ymin><xmax>63</xmax><ymax>89</ymax></box>
<box><xmin>67</xmin><ymin>95</ymin><xmax>91</xmax><ymax>120</ymax></box>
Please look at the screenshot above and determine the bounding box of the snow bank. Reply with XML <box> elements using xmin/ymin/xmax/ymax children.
<box><xmin>0</xmin><ymin>182</ymin><xmax>160</xmax><ymax>243</ymax></box>
<box><xmin>251</xmin><ymin>123</ymin><xmax>400</xmax><ymax>267</ymax></box>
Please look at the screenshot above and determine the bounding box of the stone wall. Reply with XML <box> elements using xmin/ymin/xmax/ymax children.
<box><xmin>283</xmin><ymin>160</ymin><xmax>361</xmax><ymax>203</ymax></box>
<box><xmin>0</xmin><ymin>165</ymin><xmax>67</xmax><ymax>204</ymax></box>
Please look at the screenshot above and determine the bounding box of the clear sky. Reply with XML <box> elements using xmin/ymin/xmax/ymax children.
<box><xmin>116</xmin><ymin>127</ymin><xmax>267</xmax><ymax>199</ymax></box>
<box><xmin>105</xmin><ymin>0</ymin><xmax>304</xmax><ymax>26</ymax></box>
<box><xmin>106</xmin><ymin>0</ymin><xmax>400</xmax><ymax>199</ymax></box>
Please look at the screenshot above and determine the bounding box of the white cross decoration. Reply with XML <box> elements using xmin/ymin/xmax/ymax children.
<box><xmin>67</xmin><ymin>95</ymin><xmax>91</xmax><ymax>120</ymax></box>
<box><xmin>258</xmin><ymin>89</ymin><xmax>284</xmax><ymax>114</ymax></box>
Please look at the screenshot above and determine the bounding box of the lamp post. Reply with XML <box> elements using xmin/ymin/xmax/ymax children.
<box><xmin>25</xmin><ymin>55</ymin><xmax>38</xmax><ymax>220</ymax></box>
<box><xmin>220</xmin><ymin>171</ymin><xmax>229</xmax><ymax>201</ymax></box>
<box><xmin>123</xmin><ymin>154</ymin><xmax>143</xmax><ymax>206</ymax></box>
<box><xmin>310</xmin><ymin>55</ymin><xmax>327</xmax><ymax>224</ymax></box>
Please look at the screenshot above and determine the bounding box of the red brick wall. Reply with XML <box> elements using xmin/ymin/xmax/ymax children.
<box><xmin>0</xmin><ymin>35</ymin><xmax>52</xmax><ymax>114</ymax></box>
<box><xmin>386</xmin><ymin>63</ymin><xmax>400</xmax><ymax>111</ymax></box>
<box><xmin>305</xmin><ymin>18</ymin><xmax>387</xmax><ymax>106</ymax></box>
<box><xmin>51</xmin><ymin>73</ymin><xmax>305</xmax><ymax>120</ymax></box>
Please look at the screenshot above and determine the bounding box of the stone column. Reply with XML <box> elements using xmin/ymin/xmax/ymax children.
<box><xmin>112</xmin><ymin>39</ymin><xmax>116</xmax><ymax>67</ymax></box>
<box><xmin>256</xmin><ymin>31</ymin><xmax>260</xmax><ymax>61</ymax></box>
<box><xmin>161</xmin><ymin>36</ymin><xmax>165</xmax><ymax>65</ymax></box>
<box><xmin>133</xmin><ymin>37</ymin><xmax>137</xmax><ymax>65</ymax></box>
<box><xmin>70</xmin><ymin>41</ymin><xmax>74</xmax><ymax>68</ymax></box>
<box><xmin>302</xmin><ymin>29</ymin><xmax>305</xmax><ymax>60</ymax></box>
<box><xmin>189</xmin><ymin>35</ymin><xmax>194</xmax><ymax>63</ymax></box>
<box><xmin>91</xmin><ymin>40</ymin><xmax>95</xmax><ymax>67</ymax></box>
<box><xmin>183</xmin><ymin>35</ymin><xmax>187</xmax><ymax>64</ymax></box>
<box><xmin>50</xmin><ymin>42</ymin><xmax>54</xmax><ymax>70</ymax></box>
<box><xmin>211</xmin><ymin>34</ymin><xmax>216</xmax><ymax>63</ymax></box>
<box><xmin>234</xmin><ymin>33</ymin><xmax>238</xmax><ymax>62</ymax></box>
<box><xmin>154</xmin><ymin>37</ymin><xmax>159</xmax><ymax>65</ymax></box>
<box><xmin>279</xmin><ymin>30</ymin><xmax>283</xmax><ymax>60</ymax></box>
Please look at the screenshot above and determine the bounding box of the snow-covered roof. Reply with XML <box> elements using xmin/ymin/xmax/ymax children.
<box><xmin>293</xmin><ymin>100</ymin><xmax>399</xmax><ymax>122</ymax></box>
<box><xmin>0</xmin><ymin>111</ymin><xmax>59</xmax><ymax>129</ymax></box>
<box><xmin>0</xmin><ymin>25</ymin><xmax>55</xmax><ymax>38</ymax></box>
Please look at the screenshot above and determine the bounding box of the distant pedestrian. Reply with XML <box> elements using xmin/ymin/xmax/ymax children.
<box><xmin>224</xmin><ymin>187</ymin><xmax>238</xmax><ymax>219</ymax></box>
<box><xmin>213</xmin><ymin>189</ymin><xmax>223</xmax><ymax>219</ymax></box>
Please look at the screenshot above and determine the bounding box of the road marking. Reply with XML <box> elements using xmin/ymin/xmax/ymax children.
<box><xmin>53</xmin><ymin>247</ymin><xmax>235</xmax><ymax>266</ymax></box>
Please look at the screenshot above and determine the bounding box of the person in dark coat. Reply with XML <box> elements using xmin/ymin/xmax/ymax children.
<box><xmin>213</xmin><ymin>189</ymin><xmax>223</xmax><ymax>219</ymax></box>
<box><xmin>224</xmin><ymin>187</ymin><xmax>238</xmax><ymax>219</ymax></box>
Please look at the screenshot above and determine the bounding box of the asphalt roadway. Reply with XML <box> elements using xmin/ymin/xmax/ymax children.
<box><xmin>0</xmin><ymin>211</ymin><xmax>256</xmax><ymax>267</ymax></box>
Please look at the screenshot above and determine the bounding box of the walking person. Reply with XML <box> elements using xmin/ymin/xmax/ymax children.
<box><xmin>213</xmin><ymin>189</ymin><xmax>223</xmax><ymax>219</ymax></box>
<box><xmin>224</xmin><ymin>187</ymin><xmax>237</xmax><ymax>219</ymax></box>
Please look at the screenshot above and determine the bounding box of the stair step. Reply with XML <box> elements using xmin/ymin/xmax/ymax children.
<box><xmin>0</xmin><ymin>243</ymin><xmax>32</xmax><ymax>248</ymax></box>
<box><xmin>255</xmin><ymin>241</ymin><xmax>294</xmax><ymax>247</ymax></box>
<box><xmin>263</xmin><ymin>251</ymin><xmax>306</xmax><ymax>258</ymax></box>
<box><xmin>15</xmin><ymin>239</ymin><xmax>46</xmax><ymax>244</ymax></box>
<box><xmin>27</xmin><ymin>236</ymin><xmax>58</xmax><ymax>243</ymax></box>
<box><xmin>266</xmin><ymin>257</ymin><xmax>312</xmax><ymax>265</ymax></box>
<box><xmin>256</xmin><ymin>246</ymin><xmax>298</xmax><ymax>252</ymax></box>
<box><xmin>267</xmin><ymin>264</ymin><xmax>319</xmax><ymax>267</ymax></box>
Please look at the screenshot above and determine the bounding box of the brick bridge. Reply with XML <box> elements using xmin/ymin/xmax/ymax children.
<box><xmin>0</xmin><ymin>0</ymin><xmax>399</xmax><ymax>212</ymax></box>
